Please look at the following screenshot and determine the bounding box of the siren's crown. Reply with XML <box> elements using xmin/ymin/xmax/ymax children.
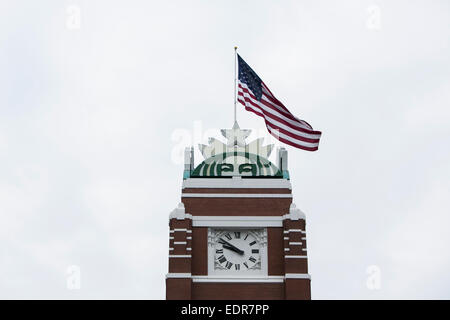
<box><xmin>190</xmin><ymin>122</ymin><xmax>282</xmax><ymax>178</ymax></box>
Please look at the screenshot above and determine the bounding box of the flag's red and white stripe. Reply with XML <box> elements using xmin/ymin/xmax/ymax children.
<box><xmin>237</xmin><ymin>81</ymin><xmax>322</xmax><ymax>151</ymax></box>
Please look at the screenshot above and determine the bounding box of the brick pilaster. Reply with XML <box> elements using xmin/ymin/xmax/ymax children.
<box><xmin>283</xmin><ymin>203</ymin><xmax>311</xmax><ymax>300</ymax></box>
<box><xmin>166</xmin><ymin>203</ymin><xmax>192</xmax><ymax>300</ymax></box>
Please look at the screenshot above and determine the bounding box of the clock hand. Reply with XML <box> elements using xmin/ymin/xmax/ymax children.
<box><xmin>219</xmin><ymin>238</ymin><xmax>244</xmax><ymax>254</ymax></box>
<box><xmin>223</xmin><ymin>246</ymin><xmax>244</xmax><ymax>256</ymax></box>
<box><xmin>223</xmin><ymin>244</ymin><xmax>244</xmax><ymax>255</ymax></box>
<box><xmin>218</xmin><ymin>238</ymin><xmax>233</xmax><ymax>246</ymax></box>
<box><xmin>219</xmin><ymin>238</ymin><xmax>245</xmax><ymax>255</ymax></box>
<box><xmin>219</xmin><ymin>238</ymin><xmax>240</xmax><ymax>249</ymax></box>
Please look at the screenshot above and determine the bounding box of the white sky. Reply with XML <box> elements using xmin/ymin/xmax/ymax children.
<box><xmin>1</xmin><ymin>0</ymin><xmax>449</xmax><ymax>299</ymax></box>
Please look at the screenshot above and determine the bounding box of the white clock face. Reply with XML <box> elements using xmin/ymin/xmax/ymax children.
<box><xmin>212</xmin><ymin>229</ymin><xmax>263</xmax><ymax>272</ymax></box>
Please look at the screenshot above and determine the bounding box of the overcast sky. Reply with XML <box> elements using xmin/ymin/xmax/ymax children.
<box><xmin>1</xmin><ymin>0</ymin><xmax>449</xmax><ymax>299</ymax></box>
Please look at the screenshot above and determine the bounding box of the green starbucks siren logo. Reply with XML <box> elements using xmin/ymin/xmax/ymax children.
<box><xmin>191</xmin><ymin>122</ymin><xmax>282</xmax><ymax>178</ymax></box>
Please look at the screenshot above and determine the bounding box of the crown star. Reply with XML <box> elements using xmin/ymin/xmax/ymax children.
<box><xmin>220</xmin><ymin>121</ymin><xmax>251</xmax><ymax>147</ymax></box>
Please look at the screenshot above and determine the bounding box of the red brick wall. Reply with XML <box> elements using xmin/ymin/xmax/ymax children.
<box><xmin>191</xmin><ymin>227</ymin><xmax>207</xmax><ymax>275</ymax></box>
<box><xmin>268</xmin><ymin>228</ymin><xmax>284</xmax><ymax>275</ymax></box>
<box><xmin>166</xmin><ymin>278</ymin><xmax>192</xmax><ymax>300</ymax></box>
<box><xmin>285</xmin><ymin>279</ymin><xmax>311</xmax><ymax>300</ymax></box>
<box><xmin>192</xmin><ymin>283</ymin><xmax>285</xmax><ymax>300</ymax></box>
<box><xmin>182</xmin><ymin>198</ymin><xmax>291</xmax><ymax>216</ymax></box>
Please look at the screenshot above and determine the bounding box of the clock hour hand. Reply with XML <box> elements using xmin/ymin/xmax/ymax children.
<box><xmin>223</xmin><ymin>244</ymin><xmax>244</xmax><ymax>255</ymax></box>
<box><xmin>219</xmin><ymin>238</ymin><xmax>244</xmax><ymax>255</ymax></box>
<box><xmin>219</xmin><ymin>238</ymin><xmax>240</xmax><ymax>250</ymax></box>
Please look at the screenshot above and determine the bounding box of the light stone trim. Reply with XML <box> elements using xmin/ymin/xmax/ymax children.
<box><xmin>283</xmin><ymin>229</ymin><xmax>306</xmax><ymax>234</ymax></box>
<box><xmin>192</xmin><ymin>276</ymin><xmax>285</xmax><ymax>283</ymax></box>
<box><xmin>190</xmin><ymin>275</ymin><xmax>311</xmax><ymax>282</ymax></box>
<box><xmin>285</xmin><ymin>273</ymin><xmax>311</xmax><ymax>279</ymax></box>
<box><xmin>169</xmin><ymin>202</ymin><xmax>193</xmax><ymax>220</ymax></box>
<box><xmin>182</xmin><ymin>177</ymin><xmax>292</xmax><ymax>190</ymax></box>
<box><xmin>282</xmin><ymin>203</ymin><xmax>306</xmax><ymax>220</ymax></box>
<box><xmin>166</xmin><ymin>273</ymin><xmax>191</xmax><ymax>279</ymax></box>
<box><xmin>182</xmin><ymin>193</ymin><xmax>292</xmax><ymax>198</ymax></box>
<box><xmin>170</xmin><ymin>229</ymin><xmax>192</xmax><ymax>233</ymax></box>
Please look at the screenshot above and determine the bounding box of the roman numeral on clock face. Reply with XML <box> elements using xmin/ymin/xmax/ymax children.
<box><xmin>243</xmin><ymin>262</ymin><xmax>249</xmax><ymax>269</ymax></box>
<box><xmin>216</xmin><ymin>249</ymin><xmax>223</xmax><ymax>254</ymax></box>
<box><xmin>226</xmin><ymin>261</ymin><xmax>233</xmax><ymax>269</ymax></box>
<box><xmin>234</xmin><ymin>232</ymin><xmax>240</xmax><ymax>239</ymax></box>
<box><xmin>249</xmin><ymin>256</ymin><xmax>256</xmax><ymax>263</ymax></box>
<box><xmin>251</xmin><ymin>249</ymin><xmax>259</xmax><ymax>254</ymax></box>
<box><xmin>218</xmin><ymin>255</ymin><xmax>227</xmax><ymax>264</ymax></box>
<box><xmin>244</xmin><ymin>234</ymin><xmax>249</xmax><ymax>240</ymax></box>
<box><xmin>225</xmin><ymin>233</ymin><xmax>232</xmax><ymax>240</ymax></box>
<box><xmin>235</xmin><ymin>264</ymin><xmax>240</xmax><ymax>270</ymax></box>
<box><xmin>249</xmin><ymin>241</ymin><xmax>256</xmax><ymax>246</ymax></box>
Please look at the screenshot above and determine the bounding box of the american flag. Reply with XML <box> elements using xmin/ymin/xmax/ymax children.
<box><xmin>237</xmin><ymin>54</ymin><xmax>321</xmax><ymax>151</ymax></box>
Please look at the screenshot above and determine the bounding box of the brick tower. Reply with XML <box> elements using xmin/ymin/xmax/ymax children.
<box><xmin>166</xmin><ymin>122</ymin><xmax>311</xmax><ymax>300</ymax></box>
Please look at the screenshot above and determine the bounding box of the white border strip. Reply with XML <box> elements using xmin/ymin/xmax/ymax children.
<box><xmin>190</xmin><ymin>275</ymin><xmax>311</xmax><ymax>283</ymax></box>
<box><xmin>182</xmin><ymin>193</ymin><xmax>292</xmax><ymax>198</ymax></box>
<box><xmin>166</xmin><ymin>273</ymin><xmax>191</xmax><ymax>278</ymax></box>
<box><xmin>168</xmin><ymin>255</ymin><xmax>191</xmax><ymax>258</ymax></box>
<box><xmin>192</xmin><ymin>276</ymin><xmax>285</xmax><ymax>283</ymax></box>
<box><xmin>283</xmin><ymin>229</ymin><xmax>306</xmax><ymax>234</ymax></box>
<box><xmin>285</xmin><ymin>255</ymin><xmax>307</xmax><ymax>259</ymax></box>
<box><xmin>183</xmin><ymin>178</ymin><xmax>292</xmax><ymax>190</ymax></box>
<box><xmin>285</xmin><ymin>274</ymin><xmax>311</xmax><ymax>279</ymax></box>
<box><xmin>170</xmin><ymin>229</ymin><xmax>192</xmax><ymax>233</ymax></box>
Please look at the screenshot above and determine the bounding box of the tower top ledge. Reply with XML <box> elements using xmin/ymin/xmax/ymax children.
<box><xmin>182</xmin><ymin>176</ymin><xmax>292</xmax><ymax>190</ymax></box>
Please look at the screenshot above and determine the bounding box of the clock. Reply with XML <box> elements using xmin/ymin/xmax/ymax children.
<box><xmin>208</xmin><ymin>228</ymin><xmax>268</xmax><ymax>276</ymax></box>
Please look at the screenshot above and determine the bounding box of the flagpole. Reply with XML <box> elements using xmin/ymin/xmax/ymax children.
<box><xmin>234</xmin><ymin>46</ymin><xmax>238</xmax><ymax>124</ymax></box>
